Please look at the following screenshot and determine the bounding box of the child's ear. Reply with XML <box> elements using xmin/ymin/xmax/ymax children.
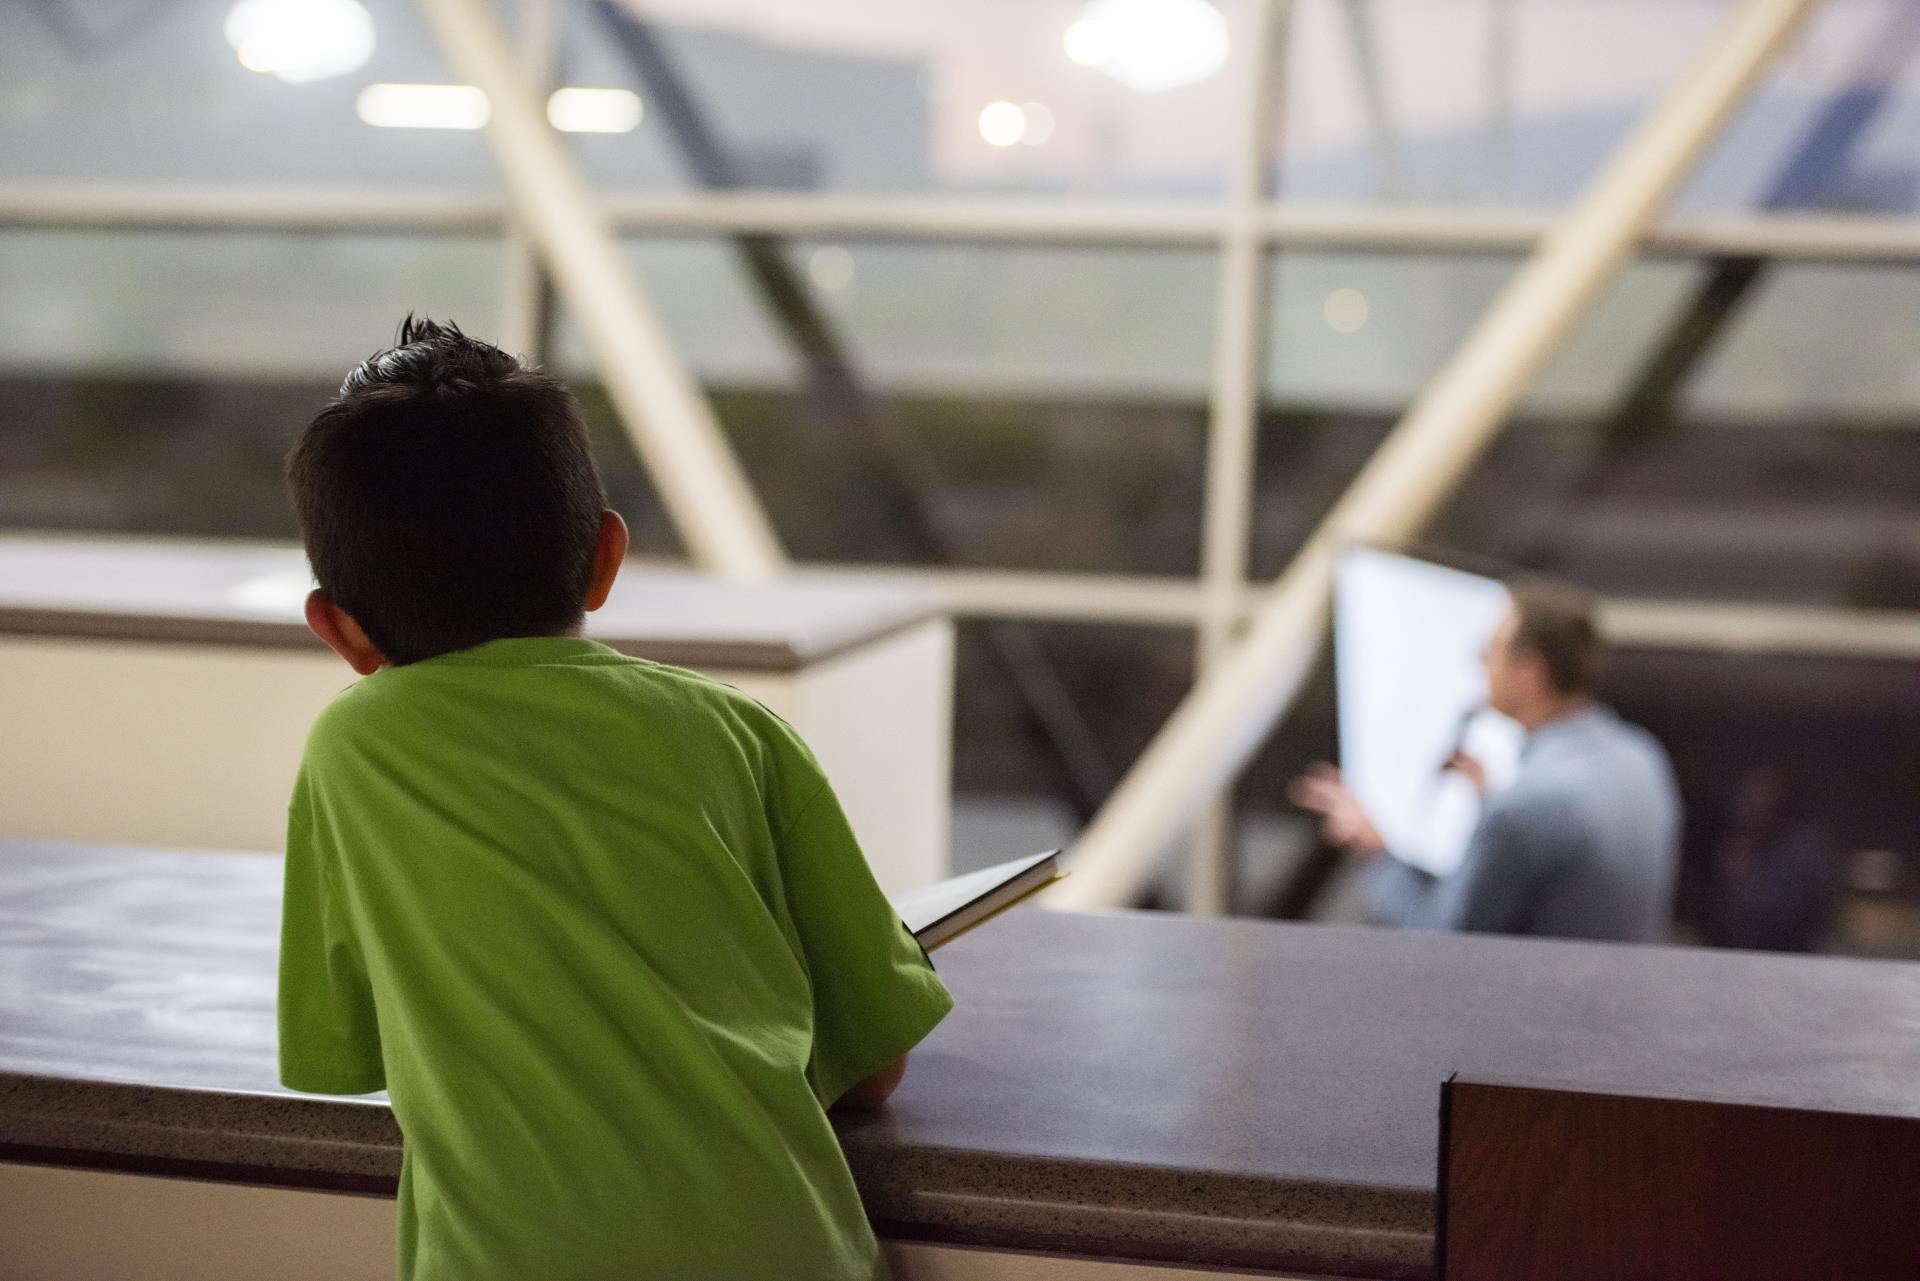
<box><xmin>305</xmin><ymin>589</ymin><xmax>387</xmax><ymax>676</ymax></box>
<box><xmin>583</xmin><ymin>510</ymin><xmax>630</xmax><ymax>613</ymax></box>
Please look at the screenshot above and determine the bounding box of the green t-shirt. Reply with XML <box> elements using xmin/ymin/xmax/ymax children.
<box><xmin>277</xmin><ymin>635</ymin><xmax>953</xmax><ymax>1281</ymax></box>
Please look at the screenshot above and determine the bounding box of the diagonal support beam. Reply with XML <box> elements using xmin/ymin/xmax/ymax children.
<box><xmin>1500</xmin><ymin>3</ymin><xmax>1920</xmax><ymax>604</ymax></box>
<box><xmin>1053</xmin><ymin>0</ymin><xmax>1822</xmax><ymax>911</ymax></box>
<box><xmin>415</xmin><ymin>0</ymin><xmax>786</xmax><ymax>580</ymax></box>
<box><xmin>1596</xmin><ymin>0</ymin><xmax>1920</xmax><ymax>454</ymax></box>
<box><xmin>1338</xmin><ymin>0</ymin><xmax>1407</xmax><ymax>198</ymax></box>
<box><xmin>589</xmin><ymin>0</ymin><xmax>1119</xmax><ymax>819</ymax></box>
<box><xmin>494</xmin><ymin>0</ymin><xmax>562</xmax><ymax>360</ymax></box>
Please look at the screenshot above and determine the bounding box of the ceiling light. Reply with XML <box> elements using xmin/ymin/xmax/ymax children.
<box><xmin>978</xmin><ymin>101</ymin><xmax>1027</xmax><ymax>148</ymax></box>
<box><xmin>547</xmin><ymin>87</ymin><xmax>643</xmax><ymax>134</ymax></box>
<box><xmin>356</xmin><ymin>83</ymin><xmax>490</xmax><ymax>131</ymax></box>
<box><xmin>1324</xmin><ymin>287</ymin><xmax>1370</xmax><ymax>333</ymax></box>
<box><xmin>1064</xmin><ymin>18</ymin><xmax>1117</xmax><ymax>67</ymax></box>
<box><xmin>807</xmin><ymin>246</ymin><xmax>855</xmax><ymax>292</ymax></box>
<box><xmin>1062</xmin><ymin>0</ymin><xmax>1230</xmax><ymax>94</ymax></box>
<box><xmin>225</xmin><ymin>0</ymin><xmax>374</xmax><ymax>85</ymax></box>
<box><xmin>1019</xmin><ymin>102</ymin><xmax>1056</xmax><ymax>146</ymax></box>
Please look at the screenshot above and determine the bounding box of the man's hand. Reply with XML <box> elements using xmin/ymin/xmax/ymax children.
<box><xmin>1288</xmin><ymin>763</ymin><xmax>1386</xmax><ymax>856</ymax></box>
<box><xmin>1444</xmin><ymin>750</ymin><xmax>1489</xmax><ymax>794</ymax></box>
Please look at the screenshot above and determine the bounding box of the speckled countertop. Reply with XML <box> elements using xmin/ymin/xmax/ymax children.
<box><xmin>6</xmin><ymin>843</ymin><xmax>1920</xmax><ymax>1278</ymax></box>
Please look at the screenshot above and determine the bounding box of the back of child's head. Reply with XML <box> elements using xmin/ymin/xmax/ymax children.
<box><xmin>288</xmin><ymin>316</ymin><xmax>607</xmax><ymax>665</ymax></box>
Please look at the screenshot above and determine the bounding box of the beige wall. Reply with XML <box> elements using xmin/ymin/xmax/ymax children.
<box><xmin>0</xmin><ymin>618</ymin><xmax>952</xmax><ymax>890</ymax></box>
<box><xmin>0</xmin><ymin>1163</ymin><xmax>1300</xmax><ymax>1280</ymax></box>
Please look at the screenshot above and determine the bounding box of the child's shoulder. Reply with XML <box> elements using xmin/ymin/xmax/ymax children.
<box><xmin>616</xmin><ymin>656</ymin><xmax>744</xmax><ymax>700</ymax></box>
<box><xmin>626</xmin><ymin>659</ymin><xmax>805</xmax><ymax>749</ymax></box>
<box><xmin>301</xmin><ymin>671</ymin><xmax>402</xmax><ymax>760</ymax></box>
<box><xmin>304</xmin><ymin>650</ymin><xmax>804</xmax><ymax>770</ymax></box>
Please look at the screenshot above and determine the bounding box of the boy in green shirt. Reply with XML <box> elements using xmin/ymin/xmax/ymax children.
<box><xmin>277</xmin><ymin>317</ymin><xmax>953</xmax><ymax>1280</ymax></box>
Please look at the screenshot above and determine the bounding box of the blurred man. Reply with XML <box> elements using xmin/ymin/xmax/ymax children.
<box><xmin>1292</xmin><ymin>578</ymin><xmax>1680</xmax><ymax>942</ymax></box>
<box><xmin>1705</xmin><ymin>766</ymin><xmax>1839</xmax><ymax>953</ymax></box>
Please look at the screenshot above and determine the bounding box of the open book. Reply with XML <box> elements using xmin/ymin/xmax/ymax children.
<box><xmin>890</xmin><ymin>851</ymin><xmax>1064</xmax><ymax>951</ymax></box>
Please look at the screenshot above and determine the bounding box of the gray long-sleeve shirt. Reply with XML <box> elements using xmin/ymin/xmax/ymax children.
<box><xmin>1368</xmin><ymin>705</ymin><xmax>1680</xmax><ymax>942</ymax></box>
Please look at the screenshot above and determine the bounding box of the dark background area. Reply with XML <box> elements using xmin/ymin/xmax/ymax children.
<box><xmin>6</xmin><ymin>371</ymin><xmax>1919</xmax><ymax>954</ymax></box>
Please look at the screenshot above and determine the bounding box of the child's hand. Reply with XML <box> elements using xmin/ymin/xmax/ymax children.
<box><xmin>831</xmin><ymin>1054</ymin><xmax>909</xmax><ymax>1112</ymax></box>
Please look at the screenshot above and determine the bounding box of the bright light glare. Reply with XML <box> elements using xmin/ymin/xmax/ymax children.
<box><xmin>225</xmin><ymin>0</ymin><xmax>374</xmax><ymax>84</ymax></box>
<box><xmin>1061</xmin><ymin>0</ymin><xmax>1230</xmax><ymax>94</ymax></box>
<box><xmin>1063</xmin><ymin>18</ymin><xmax>1116</xmax><ymax>67</ymax></box>
<box><xmin>978</xmin><ymin>101</ymin><xmax>1027</xmax><ymax>148</ymax></box>
<box><xmin>356</xmin><ymin>83</ymin><xmax>490</xmax><ymax>131</ymax></box>
<box><xmin>1020</xmin><ymin>102</ymin><xmax>1056</xmax><ymax>146</ymax></box>
<box><xmin>1324</xmin><ymin>287</ymin><xmax>1370</xmax><ymax>333</ymax></box>
<box><xmin>546</xmin><ymin>87</ymin><xmax>643</xmax><ymax>134</ymax></box>
<box><xmin>807</xmin><ymin>246</ymin><xmax>855</xmax><ymax>292</ymax></box>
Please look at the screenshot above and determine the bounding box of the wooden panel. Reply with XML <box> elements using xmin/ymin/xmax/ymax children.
<box><xmin>1440</xmin><ymin>1078</ymin><xmax>1920</xmax><ymax>1280</ymax></box>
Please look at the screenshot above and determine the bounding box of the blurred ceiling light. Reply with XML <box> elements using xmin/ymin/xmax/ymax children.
<box><xmin>1063</xmin><ymin>15</ymin><xmax>1117</xmax><ymax>67</ymax></box>
<box><xmin>1062</xmin><ymin>0</ymin><xmax>1230</xmax><ymax>94</ymax></box>
<box><xmin>225</xmin><ymin>0</ymin><xmax>374</xmax><ymax>84</ymax></box>
<box><xmin>1324</xmin><ymin>287</ymin><xmax>1370</xmax><ymax>333</ymax></box>
<box><xmin>356</xmin><ymin>83</ymin><xmax>490</xmax><ymax>131</ymax></box>
<box><xmin>807</xmin><ymin>246</ymin><xmax>855</xmax><ymax>292</ymax></box>
<box><xmin>1019</xmin><ymin>102</ymin><xmax>1056</xmax><ymax>146</ymax></box>
<box><xmin>978</xmin><ymin>100</ymin><xmax>1027</xmax><ymax>148</ymax></box>
<box><xmin>546</xmin><ymin>87</ymin><xmax>643</xmax><ymax>134</ymax></box>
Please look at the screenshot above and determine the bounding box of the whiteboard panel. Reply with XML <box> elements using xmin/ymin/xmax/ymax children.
<box><xmin>1334</xmin><ymin>548</ymin><xmax>1524</xmax><ymax>878</ymax></box>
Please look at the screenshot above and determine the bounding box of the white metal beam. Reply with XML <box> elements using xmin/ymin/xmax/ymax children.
<box><xmin>1599</xmin><ymin>599</ymin><xmax>1920</xmax><ymax>661</ymax></box>
<box><xmin>1647</xmin><ymin>212</ymin><xmax>1920</xmax><ymax>260</ymax></box>
<box><xmin>9</xmin><ymin>185</ymin><xmax>1920</xmax><ymax>261</ymax></box>
<box><xmin>1051</xmin><ymin>0</ymin><xmax>1823</xmax><ymax>912</ymax></box>
<box><xmin>777</xmin><ymin>564</ymin><xmax>1920</xmax><ymax>662</ymax></box>
<box><xmin>1191</xmin><ymin>0</ymin><xmax>1295</xmax><ymax>914</ymax></box>
<box><xmin>785</xmin><ymin>565</ymin><xmax>1218</xmax><ymax>628</ymax></box>
<box><xmin>0</xmin><ymin>184</ymin><xmax>506</xmax><ymax>232</ymax></box>
<box><xmin>494</xmin><ymin>0</ymin><xmax>563</xmax><ymax>359</ymax></box>
<box><xmin>414</xmin><ymin>0</ymin><xmax>786</xmax><ymax>580</ymax></box>
<box><xmin>605</xmin><ymin>193</ymin><xmax>1226</xmax><ymax>246</ymax></box>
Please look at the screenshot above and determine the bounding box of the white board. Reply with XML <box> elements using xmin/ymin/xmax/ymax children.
<box><xmin>1333</xmin><ymin>548</ymin><xmax>1525</xmax><ymax>878</ymax></box>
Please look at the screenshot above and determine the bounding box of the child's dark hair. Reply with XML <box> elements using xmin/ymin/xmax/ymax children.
<box><xmin>288</xmin><ymin>316</ymin><xmax>606</xmax><ymax>666</ymax></box>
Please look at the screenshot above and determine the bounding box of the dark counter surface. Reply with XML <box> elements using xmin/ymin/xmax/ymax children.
<box><xmin>5</xmin><ymin>842</ymin><xmax>1920</xmax><ymax>1278</ymax></box>
<box><xmin>0</xmin><ymin>536</ymin><xmax>936</xmax><ymax>670</ymax></box>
